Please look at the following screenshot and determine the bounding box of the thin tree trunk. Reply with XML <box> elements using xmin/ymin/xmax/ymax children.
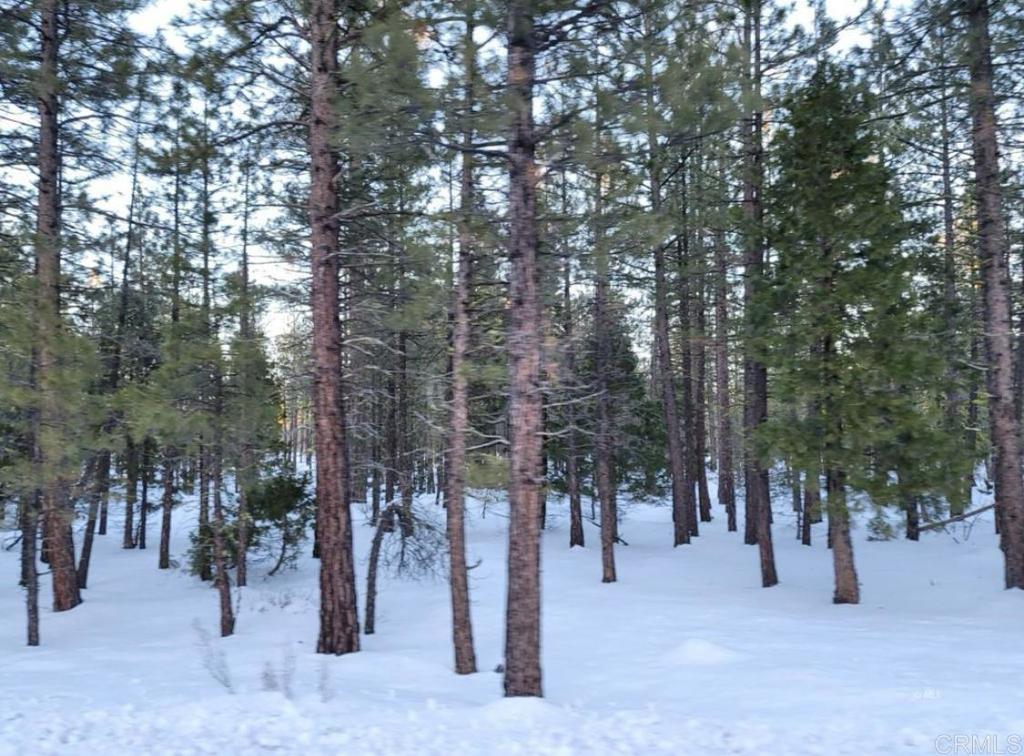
<box><xmin>712</xmin><ymin>176</ymin><xmax>737</xmax><ymax>531</ymax></box>
<box><xmin>563</xmin><ymin>212</ymin><xmax>584</xmax><ymax>548</ymax></box>
<box><xmin>504</xmin><ymin>0</ymin><xmax>543</xmax><ymax>697</ymax></box>
<box><xmin>693</xmin><ymin>257</ymin><xmax>712</xmax><ymax>523</ymax></box>
<box><xmin>444</xmin><ymin>5</ymin><xmax>479</xmax><ymax>674</ymax></box>
<box><xmin>122</xmin><ymin>439</ymin><xmax>137</xmax><ymax>549</ymax></box>
<box><xmin>364</xmin><ymin>506</ymin><xmax>395</xmax><ymax>636</ymax></box>
<box><xmin>76</xmin><ymin>455</ymin><xmax>101</xmax><ymax>588</ymax></box>
<box><xmin>675</xmin><ymin>234</ymin><xmax>701</xmax><ymax>537</ymax></box>
<box><xmin>936</xmin><ymin>28</ymin><xmax>966</xmax><ymax>519</ymax></box>
<box><xmin>371</xmin><ymin>383</ymin><xmax>381</xmax><ymax>525</ymax></box>
<box><xmin>210</xmin><ymin>401</ymin><xmax>234</xmax><ymax>637</ymax></box>
<box><xmin>21</xmin><ymin>494</ymin><xmax>40</xmax><ymax>645</ymax></box>
<box><xmin>592</xmin><ymin>96</ymin><xmax>617</xmax><ymax>581</ymax></box>
<box><xmin>396</xmin><ymin>328</ymin><xmax>413</xmax><ymax>536</ymax></box>
<box><xmin>236</xmin><ymin>155</ymin><xmax>255</xmax><ymax>589</ymax></box>
<box><xmin>310</xmin><ymin>0</ymin><xmax>360</xmax><ymax>654</ymax></box>
<box><xmin>741</xmin><ymin>0</ymin><xmax>777</xmax><ymax>586</ymax></box>
<box><xmin>137</xmin><ymin>439</ymin><xmax>149</xmax><ymax>549</ymax></box>
<box><xmin>643</xmin><ymin>11</ymin><xmax>690</xmax><ymax>546</ymax></box>
<box><xmin>197</xmin><ymin>445</ymin><xmax>212</xmax><ymax>581</ymax></box>
<box><xmin>158</xmin><ymin>453</ymin><xmax>173</xmax><ymax>569</ymax></box>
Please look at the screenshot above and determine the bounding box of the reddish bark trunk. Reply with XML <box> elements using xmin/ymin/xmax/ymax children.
<box><xmin>310</xmin><ymin>0</ymin><xmax>360</xmax><ymax>654</ymax></box>
<box><xmin>827</xmin><ymin>471</ymin><xmax>859</xmax><ymax>604</ymax></box>
<box><xmin>35</xmin><ymin>0</ymin><xmax>80</xmax><ymax>613</ymax></box>
<box><xmin>503</xmin><ymin>0</ymin><xmax>543</xmax><ymax>697</ymax></box>
<box><xmin>965</xmin><ymin>0</ymin><xmax>1024</xmax><ymax>588</ymax></box>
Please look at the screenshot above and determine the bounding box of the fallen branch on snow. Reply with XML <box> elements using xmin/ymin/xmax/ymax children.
<box><xmin>920</xmin><ymin>504</ymin><xmax>995</xmax><ymax>532</ymax></box>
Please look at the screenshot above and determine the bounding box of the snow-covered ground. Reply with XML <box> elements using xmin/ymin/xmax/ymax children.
<box><xmin>2</xmin><ymin>479</ymin><xmax>1022</xmax><ymax>755</ymax></box>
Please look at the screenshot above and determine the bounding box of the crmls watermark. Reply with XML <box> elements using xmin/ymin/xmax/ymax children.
<box><xmin>934</xmin><ymin>734</ymin><xmax>1024</xmax><ymax>755</ymax></box>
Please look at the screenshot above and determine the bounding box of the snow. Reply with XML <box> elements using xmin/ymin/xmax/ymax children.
<box><xmin>2</xmin><ymin>479</ymin><xmax>1023</xmax><ymax>754</ymax></box>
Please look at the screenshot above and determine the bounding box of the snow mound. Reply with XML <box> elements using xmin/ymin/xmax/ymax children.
<box><xmin>666</xmin><ymin>639</ymin><xmax>742</xmax><ymax>666</ymax></box>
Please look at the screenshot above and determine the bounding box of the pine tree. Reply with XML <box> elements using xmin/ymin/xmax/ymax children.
<box><xmin>309</xmin><ymin>0</ymin><xmax>360</xmax><ymax>655</ymax></box>
<box><xmin>765</xmin><ymin>62</ymin><xmax>936</xmax><ymax>603</ymax></box>
<box><xmin>963</xmin><ymin>0</ymin><xmax>1024</xmax><ymax>588</ymax></box>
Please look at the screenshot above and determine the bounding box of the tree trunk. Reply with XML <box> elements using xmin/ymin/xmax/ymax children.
<box><xmin>123</xmin><ymin>440</ymin><xmax>138</xmax><ymax>549</ymax></box>
<box><xmin>965</xmin><ymin>0</ymin><xmax>1024</xmax><ymax>588</ymax></box>
<box><xmin>34</xmin><ymin>0</ymin><xmax>80</xmax><ymax>613</ymax></box>
<box><xmin>197</xmin><ymin>446</ymin><xmax>212</xmax><ymax>581</ymax></box>
<box><xmin>76</xmin><ymin>454</ymin><xmax>101</xmax><ymax>588</ymax></box>
<box><xmin>370</xmin><ymin>384</ymin><xmax>381</xmax><ymax>526</ymax></box>
<box><xmin>802</xmin><ymin>467</ymin><xmax>818</xmax><ymax>546</ymax></box>
<box><xmin>712</xmin><ymin>183</ymin><xmax>737</xmax><ymax>531</ymax></box>
<box><xmin>643</xmin><ymin>11</ymin><xmax>690</xmax><ymax>546</ymax></box>
<box><xmin>693</xmin><ymin>258</ymin><xmax>712</xmax><ymax>523</ymax></box>
<box><xmin>158</xmin><ymin>453</ymin><xmax>174</xmax><ymax>569</ymax></box>
<box><xmin>210</xmin><ymin>414</ymin><xmax>234</xmax><ymax>637</ymax></box>
<box><xmin>936</xmin><ymin>27</ymin><xmax>968</xmax><ymax>520</ymax></box>
<box><xmin>137</xmin><ymin>439</ymin><xmax>149</xmax><ymax>549</ymax></box>
<box><xmin>21</xmin><ymin>495</ymin><xmax>40</xmax><ymax>646</ymax></box>
<box><xmin>504</xmin><ymin>0</ymin><xmax>543</xmax><ymax>697</ymax></box>
<box><xmin>236</xmin><ymin>158</ymin><xmax>255</xmax><ymax>589</ymax></box>
<box><xmin>592</xmin><ymin>100</ymin><xmax>617</xmax><ymax>582</ymax></box>
<box><xmin>364</xmin><ymin>506</ymin><xmax>396</xmax><ymax>636</ymax></box>
<box><xmin>905</xmin><ymin>494</ymin><xmax>920</xmax><ymax>541</ymax></box>
<box><xmin>562</xmin><ymin>217</ymin><xmax>584</xmax><ymax>548</ymax></box>
<box><xmin>741</xmin><ymin>0</ymin><xmax>777</xmax><ymax>586</ymax></box>
<box><xmin>396</xmin><ymin>328</ymin><xmax>413</xmax><ymax>536</ymax></box>
<box><xmin>827</xmin><ymin>470</ymin><xmax>859</xmax><ymax>604</ymax></box>
<box><xmin>675</xmin><ymin>234</ymin><xmax>701</xmax><ymax>537</ymax></box>
<box><xmin>444</xmin><ymin>6</ymin><xmax>479</xmax><ymax>674</ymax></box>
<box><xmin>310</xmin><ymin>0</ymin><xmax>360</xmax><ymax>654</ymax></box>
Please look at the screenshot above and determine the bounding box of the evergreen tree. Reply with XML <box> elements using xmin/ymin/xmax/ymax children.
<box><xmin>764</xmin><ymin>62</ymin><xmax>956</xmax><ymax>603</ymax></box>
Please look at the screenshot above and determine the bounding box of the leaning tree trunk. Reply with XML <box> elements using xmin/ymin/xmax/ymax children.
<box><xmin>310</xmin><ymin>0</ymin><xmax>360</xmax><ymax>654</ymax></box>
<box><xmin>443</xmin><ymin>5</ymin><xmax>479</xmax><ymax>675</ymax></box>
<box><xmin>965</xmin><ymin>0</ymin><xmax>1024</xmax><ymax>588</ymax></box>
<box><xmin>503</xmin><ymin>0</ymin><xmax>544</xmax><ymax>697</ymax></box>
<box><xmin>364</xmin><ymin>507</ymin><xmax>391</xmax><ymax>636</ymax></box>
<box><xmin>76</xmin><ymin>455</ymin><xmax>101</xmax><ymax>589</ymax></box>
